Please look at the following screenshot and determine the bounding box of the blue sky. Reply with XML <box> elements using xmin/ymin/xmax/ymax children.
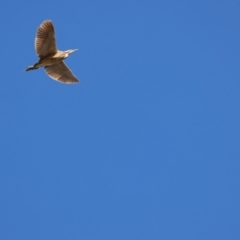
<box><xmin>0</xmin><ymin>1</ymin><xmax>240</xmax><ymax>239</ymax></box>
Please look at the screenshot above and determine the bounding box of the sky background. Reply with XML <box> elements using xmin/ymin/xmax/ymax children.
<box><xmin>0</xmin><ymin>1</ymin><xmax>240</xmax><ymax>239</ymax></box>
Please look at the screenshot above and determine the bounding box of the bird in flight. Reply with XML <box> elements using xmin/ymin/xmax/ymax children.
<box><xmin>26</xmin><ymin>20</ymin><xmax>79</xmax><ymax>84</ymax></box>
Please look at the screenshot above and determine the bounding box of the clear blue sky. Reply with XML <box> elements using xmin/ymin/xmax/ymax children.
<box><xmin>0</xmin><ymin>1</ymin><xmax>240</xmax><ymax>239</ymax></box>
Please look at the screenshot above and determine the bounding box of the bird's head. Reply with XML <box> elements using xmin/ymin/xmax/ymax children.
<box><xmin>62</xmin><ymin>49</ymin><xmax>78</xmax><ymax>59</ymax></box>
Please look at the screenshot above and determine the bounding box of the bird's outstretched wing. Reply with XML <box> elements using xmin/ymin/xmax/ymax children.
<box><xmin>35</xmin><ymin>20</ymin><xmax>57</xmax><ymax>58</ymax></box>
<box><xmin>44</xmin><ymin>61</ymin><xmax>79</xmax><ymax>84</ymax></box>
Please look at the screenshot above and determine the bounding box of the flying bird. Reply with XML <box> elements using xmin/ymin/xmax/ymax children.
<box><xmin>26</xmin><ymin>20</ymin><xmax>79</xmax><ymax>84</ymax></box>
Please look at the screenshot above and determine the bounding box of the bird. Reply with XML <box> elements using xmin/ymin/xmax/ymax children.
<box><xmin>25</xmin><ymin>20</ymin><xmax>79</xmax><ymax>84</ymax></box>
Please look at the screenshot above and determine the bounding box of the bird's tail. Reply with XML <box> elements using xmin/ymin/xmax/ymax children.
<box><xmin>25</xmin><ymin>66</ymin><xmax>38</xmax><ymax>71</ymax></box>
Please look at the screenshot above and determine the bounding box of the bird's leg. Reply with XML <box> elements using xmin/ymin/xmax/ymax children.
<box><xmin>25</xmin><ymin>64</ymin><xmax>39</xmax><ymax>71</ymax></box>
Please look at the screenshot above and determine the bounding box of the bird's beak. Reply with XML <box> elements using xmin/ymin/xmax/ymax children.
<box><xmin>68</xmin><ymin>49</ymin><xmax>78</xmax><ymax>54</ymax></box>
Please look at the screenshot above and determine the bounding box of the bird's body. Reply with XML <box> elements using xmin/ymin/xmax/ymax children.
<box><xmin>27</xmin><ymin>50</ymin><xmax>75</xmax><ymax>69</ymax></box>
<box><xmin>26</xmin><ymin>20</ymin><xmax>79</xmax><ymax>84</ymax></box>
